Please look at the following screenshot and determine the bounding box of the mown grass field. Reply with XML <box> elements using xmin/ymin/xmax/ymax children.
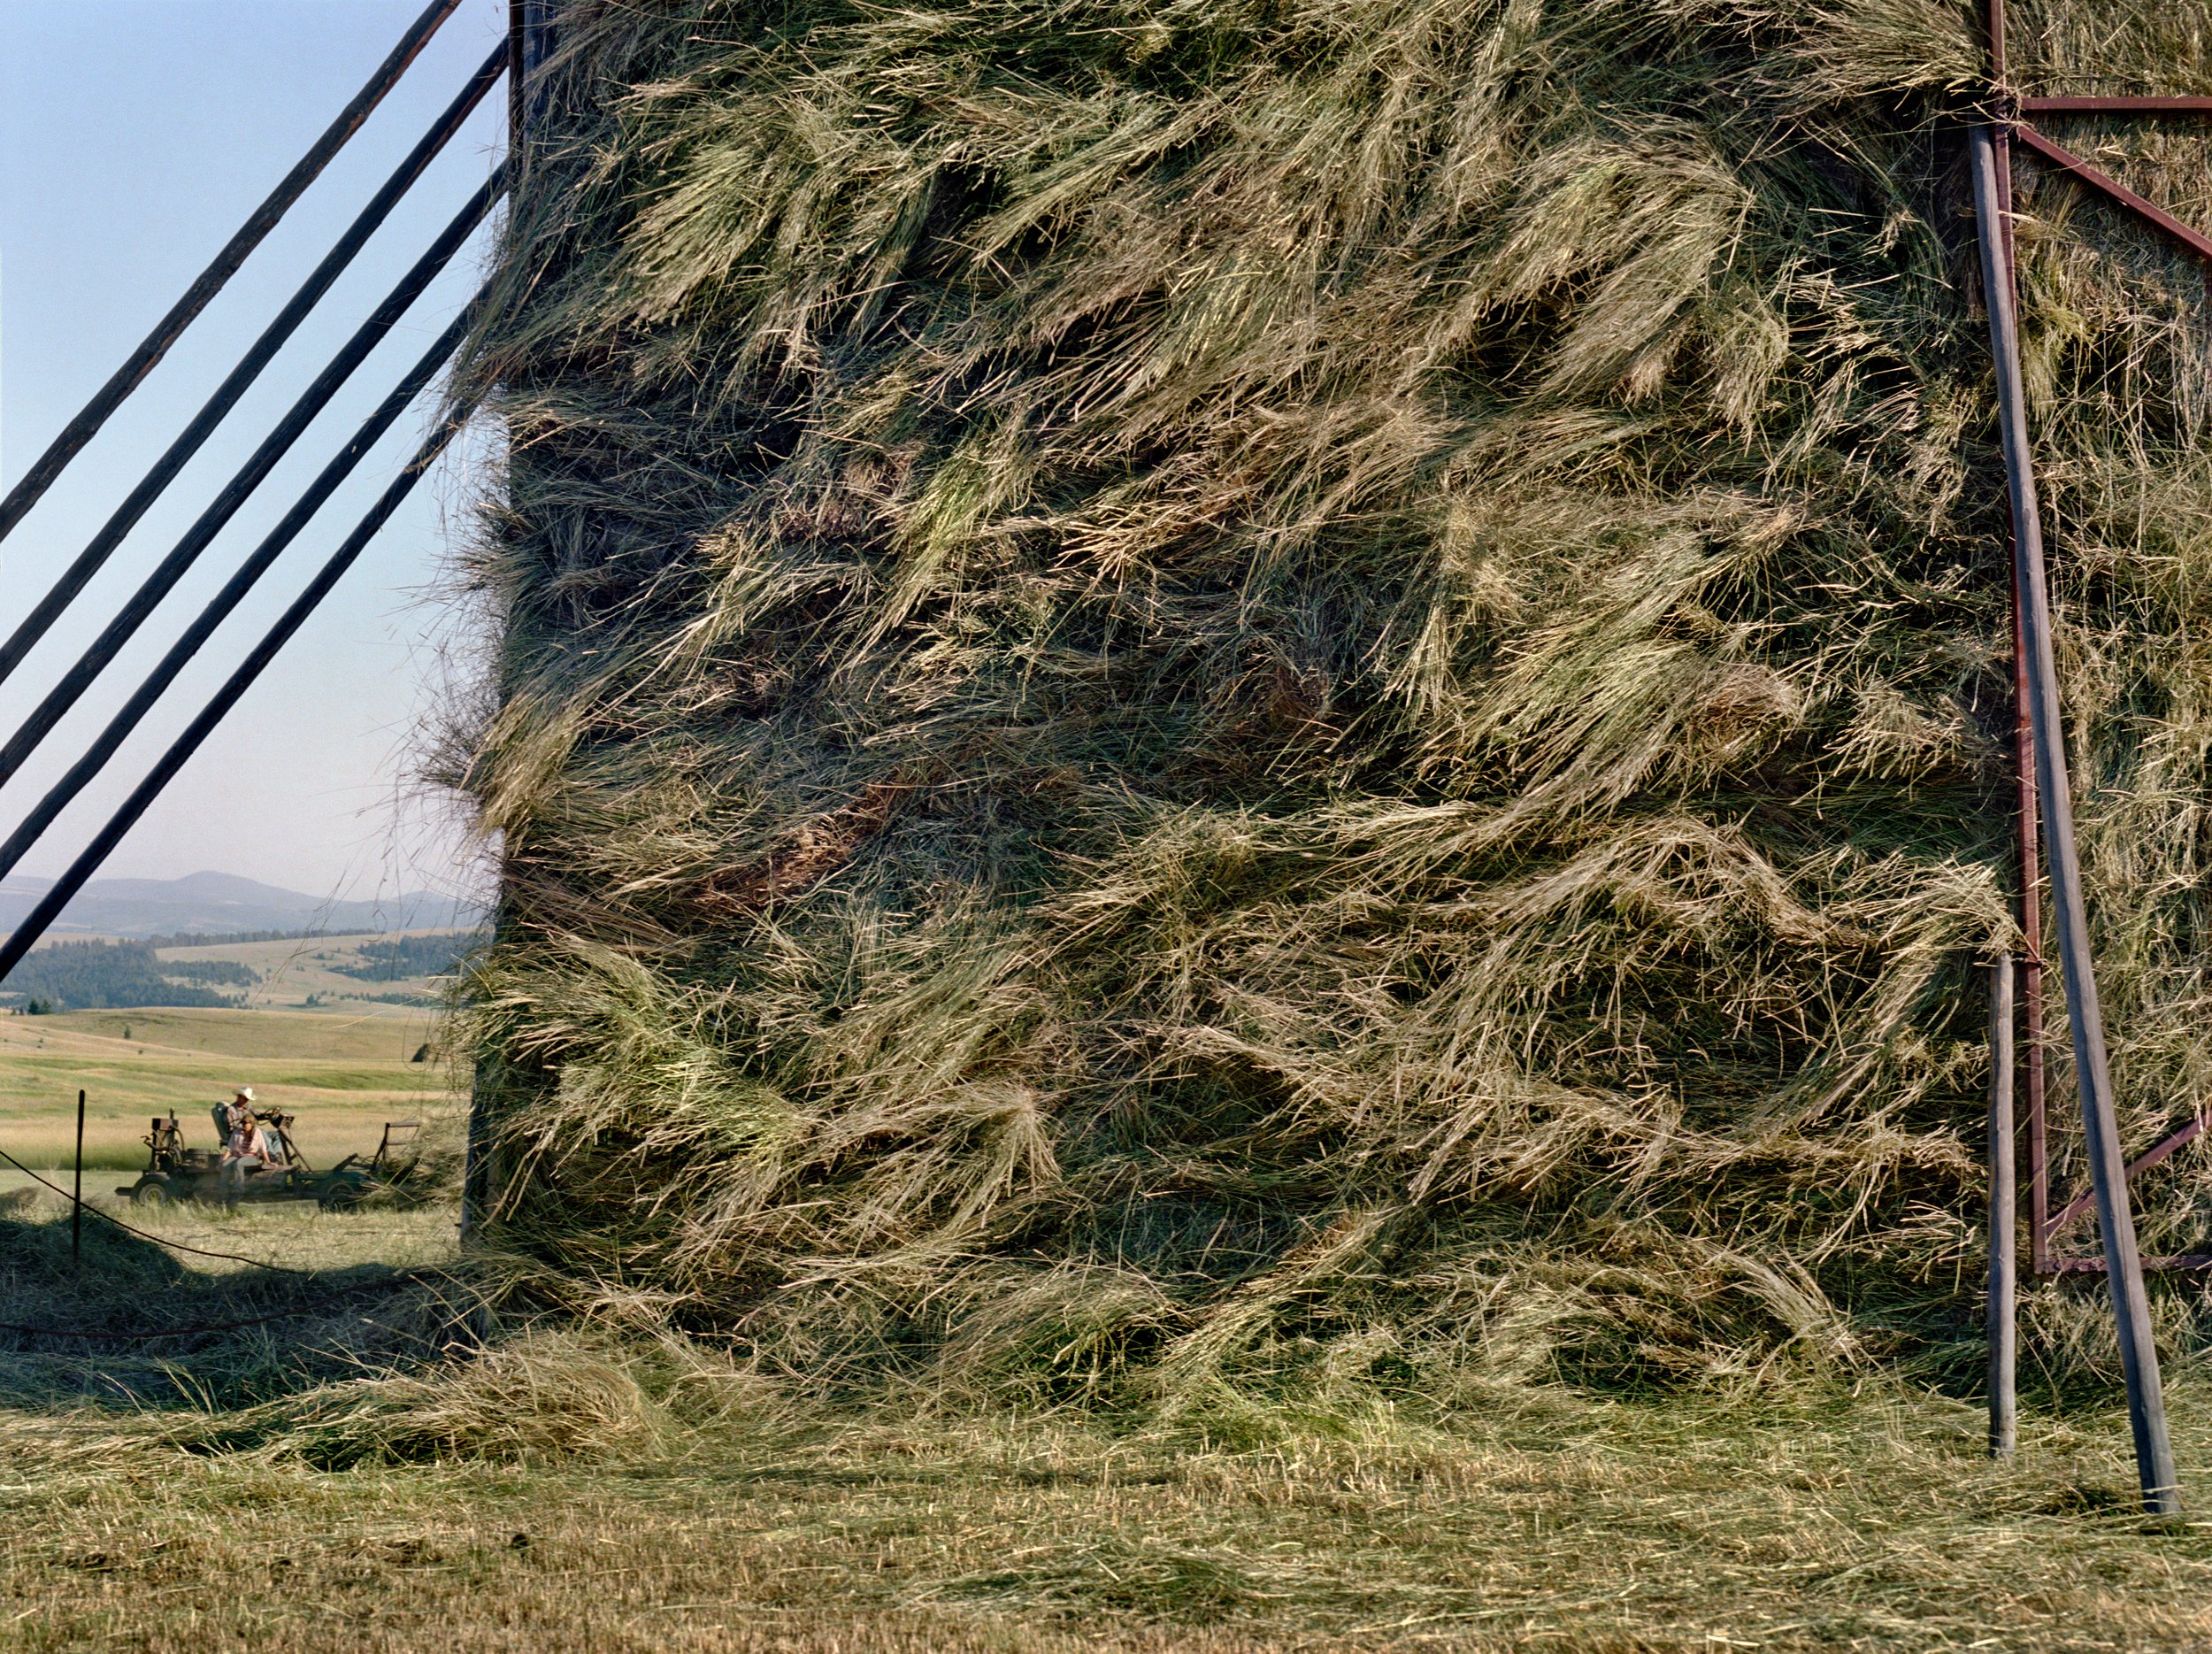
<box><xmin>157</xmin><ymin>929</ymin><xmax>466</xmax><ymax>1012</ymax></box>
<box><xmin>0</xmin><ymin>1045</ymin><xmax>2205</xmax><ymax>1650</ymax></box>
<box><xmin>0</xmin><ymin>1005</ymin><xmax>455</xmax><ymax>1173</ymax></box>
<box><xmin>2</xmin><ymin>1229</ymin><xmax>2211</xmax><ymax>1651</ymax></box>
<box><xmin>0</xmin><ymin>1182</ymin><xmax>2203</xmax><ymax>1648</ymax></box>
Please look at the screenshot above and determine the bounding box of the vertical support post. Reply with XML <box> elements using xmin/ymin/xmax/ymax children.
<box><xmin>463</xmin><ymin>1033</ymin><xmax>496</xmax><ymax>1242</ymax></box>
<box><xmin>1970</xmin><ymin>121</ymin><xmax>2179</xmax><ymax>1515</ymax></box>
<box><xmin>1990</xmin><ymin>112</ymin><xmax>2054</xmax><ymax>1276</ymax></box>
<box><xmin>469</xmin><ymin>0</ymin><xmax>554</xmax><ymax>1251</ymax></box>
<box><xmin>1989</xmin><ymin>956</ymin><xmax>2017</xmax><ymax>1458</ymax></box>
<box><xmin>518</xmin><ymin>0</ymin><xmax>556</xmax><ymax>138</ymax></box>
<box><xmin>508</xmin><ymin>1</ymin><xmax>526</xmax><ymax>144</ymax></box>
<box><xmin>1982</xmin><ymin>0</ymin><xmax>2025</xmax><ymax>1312</ymax></box>
<box><xmin>72</xmin><ymin>1089</ymin><xmax>85</xmax><ymax>1274</ymax></box>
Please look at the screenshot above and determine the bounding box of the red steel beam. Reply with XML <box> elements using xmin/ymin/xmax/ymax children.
<box><xmin>2013</xmin><ymin>120</ymin><xmax>2212</xmax><ymax>265</ymax></box>
<box><xmin>2047</xmin><ymin>1254</ymin><xmax>2212</xmax><ymax>1275</ymax></box>
<box><xmin>1990</xmin><ymin>125</ymin><xmax>2055</xmax><ymax>1279</ymax></box>
<box><xmin>2047</xmin><ymin>1112</ymin><xmax>2209</xmax><ymax>1238</ymax></box>
<box><xmin>2024</xmin><ymin>96</ymin><xmax>2212</xmax><ymax>117</ymax></box>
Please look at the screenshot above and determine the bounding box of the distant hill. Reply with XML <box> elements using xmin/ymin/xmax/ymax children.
<box><xmin>0</xmin><ymin>872</ymin><xmax>485</xmax><ymax>941</ymax></box>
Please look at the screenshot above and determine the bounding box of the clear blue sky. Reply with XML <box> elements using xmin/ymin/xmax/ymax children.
<box><xmin>0</xmin><ymin>0</ymin><xmax>507</xmax><ymax>912</ymax></box>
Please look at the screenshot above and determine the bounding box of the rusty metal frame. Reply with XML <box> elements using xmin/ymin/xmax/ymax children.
<box><xmin>2011</xmin><ymin>121</ymin><xmax>2212</xmax><ymax>264</ymax></box>
<box><xmin>1987</xmin><ymin>12</ymin><xmax>2212</xmax><ymax>1285</ymax></box>
<box><xmin>1977</xmin><ymin>0</ymin><xmax>2212</xmax><ymax>1511</ymax></box>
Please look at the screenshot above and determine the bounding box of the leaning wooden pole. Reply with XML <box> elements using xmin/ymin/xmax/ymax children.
<box><xmin>1969</xmin><ymin>121</ymin><xmax>2179</xmax><ymax>1514</ymax></box>
<box><xmin>1988</xmin><ymin>954</ymin><xmax>2016</xmax><ymax>1458</ymax></box>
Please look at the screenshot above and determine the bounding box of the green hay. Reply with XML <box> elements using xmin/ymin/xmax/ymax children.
<box><xmin>444</xmin><ymin>0</ymin><xmax>2212</xmax><ymax>1405</ymax></box>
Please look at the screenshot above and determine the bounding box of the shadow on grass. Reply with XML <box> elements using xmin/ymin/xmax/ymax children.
<box><xmin>0</xmin><ymin>1193</ymin><xmax>473</xmax><ymax>1413</ymax></box>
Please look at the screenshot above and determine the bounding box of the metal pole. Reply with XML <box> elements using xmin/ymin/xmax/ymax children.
<box><xmin>0</xmin><ymin>170</ymin><xmax>504</xmax><ymax>786</ymax></box>
<box><xmin>1984</xmin><ymin>0</ymin><xmax>2025</xmax><ymax>1305</ymax></box>
<box><xmin>0</xmin><ymin>43</ymin><xmax>506</xmax><ymax>689</ymax></box>
<box><xmin>0</xmin><ymin>0</ymin><xmax>467</xmax><ymax>542</ymax></box>
<box><xmin>1970</xmin><ymin>121</ymin><xmax>2179</xmax><ymax>1514</ymax></box>
<box><xmin>1989</xmin><ymin>956</ymin><xmax>2017</xmax><ymax>1457</ymax></box>
<box><xmin>0</xmin><ymin>408</ymin><xmax>474</xmax><ymax>988</ymax></box>
<box><xmin>72</xmin><ymin>1089</ymin><xmax>85</xmax><ymax>1275</ymax></box>
<box><xmin>0</xmin><ymin>304</ymin><xmax>481</xmax><ymax>885</ymax></box>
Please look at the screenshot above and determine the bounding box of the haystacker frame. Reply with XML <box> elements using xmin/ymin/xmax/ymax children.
<box><xmin>1978</xmin><ymin>0</ymin><xmax>2212</xmax><ymax>1512</ymax></box>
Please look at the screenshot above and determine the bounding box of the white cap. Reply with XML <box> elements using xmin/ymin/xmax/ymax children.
<box><xmin>235</xmin><ymin>1087</ymin><xmax>255</xmax><ymax>1102</ymax></box>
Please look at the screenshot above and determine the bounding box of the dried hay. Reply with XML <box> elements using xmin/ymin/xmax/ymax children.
<box><xmin>442</xmin><ymin>0</ymin><xmax>2212</xmax><ymax>1407</ymax></box>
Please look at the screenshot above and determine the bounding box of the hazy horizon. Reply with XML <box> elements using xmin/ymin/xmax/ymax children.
<box><xmin>0</xmin><ymin>0</ymin><xmax>507</xmax><ymax>914</ymax></box>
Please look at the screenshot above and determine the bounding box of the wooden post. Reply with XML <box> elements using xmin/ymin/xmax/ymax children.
<box><xmin>1970</xmin><ymin>121</ymin><xmax>2179</xmax><ymax>1514</ymax></box>
<box><xmin>72</xmin><ymin>1089</ymin><xmax>85</xmax><ymax>1274</ymax></box>
<box><xmin>470</xmin><ymin>0</ymin><xmax>557</xmax><ymax>1252</ymax></box>
<box><xmin>516</xmin><ymin>0</ymin><xmax>557</xmax><ymax>143</ymax></box>
<box><xmin>1988</xmin><ymin>956</ymin><xmax>2016</xmax><ymax>1458</ymax></box>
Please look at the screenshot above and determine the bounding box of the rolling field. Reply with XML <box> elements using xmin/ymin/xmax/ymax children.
<box><xmin>0</xmin><ymin>1005</ymin><xmax>456</xmax><ymax>1175</ymax></box>
<box><xmin>158</xmin><ymin>929</ymin><xmax>467</xmax><ymax>1011</ymax></box>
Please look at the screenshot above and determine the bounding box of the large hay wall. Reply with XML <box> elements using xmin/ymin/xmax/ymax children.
<box><xmin>451</xmin><ymin>0</ymin><xmax>2212</xmax><ymax>1404</ymax></box>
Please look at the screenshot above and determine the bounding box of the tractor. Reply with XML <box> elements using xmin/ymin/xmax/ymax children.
<box><xmin>115</xmin><ymin>1104</ymin><xmax>422</xmax><ymax>1211</ymax></box>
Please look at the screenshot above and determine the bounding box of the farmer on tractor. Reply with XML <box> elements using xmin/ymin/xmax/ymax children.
<box><xmin>121</xmin><ymin>1091</ymin><xmax>419</xmax><ymax>1211</ymax></box>
<box><xmin>219</xmin><ymin>1087</ymin><xmax>273</xmax><ymax>1204</ymax></box>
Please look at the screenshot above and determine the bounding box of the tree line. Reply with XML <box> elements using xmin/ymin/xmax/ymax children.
<box><xmin>0</xmin><ymin>940</ymin><xmax>249</xmax><ymax>1012</ymax></box>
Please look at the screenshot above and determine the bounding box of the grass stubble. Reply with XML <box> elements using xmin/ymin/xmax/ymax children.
<box><xmin>0</xmin><ymin>1200</ymin><xmax>2206</xmax><ymax>1650</ymax></box>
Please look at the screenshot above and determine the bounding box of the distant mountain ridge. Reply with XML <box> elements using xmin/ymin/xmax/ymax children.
<box><xmin>0</xmin><ymin>871</ymin><xmax>484</xmax><ymax>941</ymax></box>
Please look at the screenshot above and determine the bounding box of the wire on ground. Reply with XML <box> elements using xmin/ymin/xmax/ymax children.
<box><xmin>0</xmin><ymin>1147</ymin><xmax>477</xmax><ymax>1342</ymax></box>
<box><xmin>0</xmin><ymin>1145</ymin><xmax>312</xmax><ymax>1273</ymax></box>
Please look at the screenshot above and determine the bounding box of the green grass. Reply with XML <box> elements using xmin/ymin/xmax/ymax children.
<box><xmin>0</xmin><ymin>1007</ymin><xmax>457</xmax><ymax>1175</ymax></box>
<box><xmin>0</xmin><ymin>1188</ymin><xmax>464</xmax><ymax>1279</ymax></box>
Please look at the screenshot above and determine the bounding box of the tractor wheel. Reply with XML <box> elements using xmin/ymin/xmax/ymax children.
<box><xmin>128</xmin><ymin>1178</ymin><xmax>173</xmax><ymax>1206</ymax></box>
<box><xmin>318</xmin><ymin>1183</ymin><xmax>364</xmax><ymax>1213</ymax></box>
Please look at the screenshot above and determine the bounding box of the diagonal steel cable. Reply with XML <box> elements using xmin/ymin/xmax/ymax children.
<box><xmin>0</xmin><ymin>43</ymin><xmax>505</xmax><ymax>687</ymax></box>
<box><xmin>0</xmin><ymin>169</ymin><xmax>503</xmax><ymax>788</ymax></box>
<box><xmin>0</xmin><ymin>396</ymin><xmax>479</xmax><ymax>989</ymax></box>
<box><xmin>0</xmin><ymin>302</ymin><xmax>483</xmax><ymax>881</ymax></box>
<box><xmin>0</xmin><ymin>0</ymin><xmax>470</xmax><ymax>542</ymax></box>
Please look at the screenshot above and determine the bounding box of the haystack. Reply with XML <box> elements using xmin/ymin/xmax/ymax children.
<box><xmin>448</xmin><ymin>0</ymin><xmax>2212</xmax><ymax>1404</ymax></box>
